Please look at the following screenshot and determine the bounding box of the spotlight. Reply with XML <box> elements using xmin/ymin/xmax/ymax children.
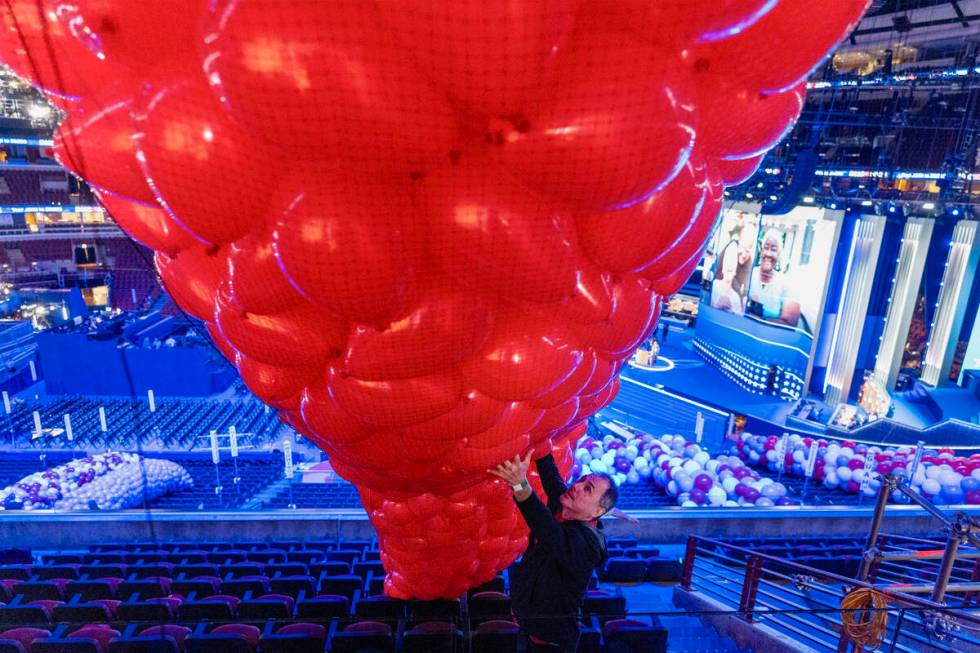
<box><xmin>860</xmin><ymin>200</ymin><xmax>873</xmax><ymax>207</ymax></box>
<box><xmin>888</xmin><ymin>205</ymin><xmax>896</xmax><ymax>213</ymax></box>
<box><xmin>922</xmin><ymin>202</ymin><xmax>936</xmax><ymax>210</ymax></box>
<box><xmin>951</xmin><ymin>208</ymin><xmax>960</xmax><ymax>216</ymax></box>
<box><xmin>803</xmin><ymin>196</ymin><xmax>815</xmax><ymax>204</ymax></box>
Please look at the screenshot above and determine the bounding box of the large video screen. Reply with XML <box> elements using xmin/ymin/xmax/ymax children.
<box><xmin>695</xmin><ymin>205</ymin><xmax>841</xmax><ymax>399</ymax></box>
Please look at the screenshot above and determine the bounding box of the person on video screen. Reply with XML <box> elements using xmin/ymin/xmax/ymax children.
<box><xmin>749</xmin><ymin>228</ymin><xmax>801</xmax><ymax>327</ymax></box>
<box><xmin>710</xmin><ymin>240</ymin><xmax>744</xmax><ymax>315</ymax></box>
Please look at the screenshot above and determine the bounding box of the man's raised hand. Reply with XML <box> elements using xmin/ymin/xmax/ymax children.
<box><xmin>488</xmin><ymin>451</ymin><xmax>534</xmax><ymax>486</ymax></box>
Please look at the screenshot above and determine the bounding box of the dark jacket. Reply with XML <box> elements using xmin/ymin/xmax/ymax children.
<box><xmin>510</xmin><ymin>454</ymin><xmax>608</xmax><ymax>651</ymax></box>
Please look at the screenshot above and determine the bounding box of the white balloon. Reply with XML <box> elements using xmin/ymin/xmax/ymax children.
<box><xmin>707</xmin><ymin>487</ymin><xmax>727</xmax><ymax>506</ymax></box>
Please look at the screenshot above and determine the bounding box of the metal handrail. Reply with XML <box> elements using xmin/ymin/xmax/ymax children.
<box><xmin>681</xmin><ymin>535</ymin><xmax>980</xmax><ymax>625</ymax></box>
<box><xmin>687</xmin><ymin>563</ymin><xmax>979</xmax><ymax>653</ymax></box>
<box><xmin>684</xmin><ymin>540</ymin><xmax>980</xmax><ymax>652</ymax></box>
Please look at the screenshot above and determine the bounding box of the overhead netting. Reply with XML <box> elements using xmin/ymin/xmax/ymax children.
<box><xmin>0</xmin><ymin>0</ymin><xmax>868</xmax><ymax>598</ymax></box>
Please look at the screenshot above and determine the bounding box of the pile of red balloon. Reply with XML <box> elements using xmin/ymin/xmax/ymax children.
<box><xmin>0</xmin><ymin>0</ymin><xmax>867</xmax><ymax>598</ymax></box>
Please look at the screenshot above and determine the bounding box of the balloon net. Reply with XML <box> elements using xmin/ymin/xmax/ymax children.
<box><xmin>0</xmin><ymin>0</ymin><xmax>868</xmax><ymax>598</ymax></box>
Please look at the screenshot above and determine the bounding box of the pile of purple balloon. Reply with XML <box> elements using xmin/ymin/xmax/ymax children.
<box><xmin>572</xmin><ymin>432</ymin><xmax>660</xmax><ymax>487</ymax></box>
<box><xmin>1</xmin><ymin>452</ymin><xmax>191</xmax><ymax>510</ymax></box>
<box><xmin>573</xmin><ymin>430</ymin><xmax>795</xmax><ymax>507</ymax></box>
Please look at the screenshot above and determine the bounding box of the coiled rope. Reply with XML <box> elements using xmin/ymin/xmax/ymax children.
<box><xmin>840</xmin><ymin>588</ymin><xmax>891</xmax><ymax>647</ymax></box>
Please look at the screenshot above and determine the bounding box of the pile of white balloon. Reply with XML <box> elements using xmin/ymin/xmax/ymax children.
<box><xmin>572</xmin><ymin>432</ymin><xmax>656</xmax><ymax>487</ymax></box>
<box><xmin>572</xmin><ymin>432</ymin><xmax>795</xmax><ymax>507</ymax></box>
<box><xmin>736</xmin><ymin>431</ymin><xmax>980</xmax><ymax>505</ymax></box>
<box><xmin>0</xmin><ymin>452</ymin><xmax>192</xmax><ymax>511</ymax></box>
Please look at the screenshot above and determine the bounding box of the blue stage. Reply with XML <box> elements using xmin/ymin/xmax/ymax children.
<box><xmin>606</xmin><ymin>323</ymin><xmax>980</xmax><ymax>449</ymax></box>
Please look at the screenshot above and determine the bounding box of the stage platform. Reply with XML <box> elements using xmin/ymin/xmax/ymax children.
<box><xmin>612</xmin><ymin>325</ymin><xmax>980</xmax><ymax>446</ymax></box>
<box><xmin>2</xmin><ymin>504</ymin><xmax>974</xmax><ymax>550</ymax></box>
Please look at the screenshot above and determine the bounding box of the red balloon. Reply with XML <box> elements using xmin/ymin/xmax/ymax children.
<box><xmin>487</xmin><ymin>31</ymin><xmax>695</xmax><ymax>211</ymax></box>
<box><xmin>639</xmin><ymin>179</ymin><xmax>724</xmax><ymax>281</ymax></box>
<box><xmin>237</xmin><ymin>354</ymin><xmax>316</xmax><ymax>404</ymax></box>
<box><xmin>345</xmin><ymin>285</ymin><xmax>494</xmax><ymax>381</ymax></box>
<box><xmin>203</xmin><ymin>0</ymin><xmax>459</xmax><ymax>176</ymax></box>
<box><xmin>461</xmin><ymin>308</ymin><xmax>583</xmax><ymax>402</ymax></box>
<box><xmin>688</xmin><ymin>0</ymin><xmax>869</xmax><ymax>92</ymax></box>
<box><xmin>214</xmin><ymin>292</ymin><xmax>347</xmax><ymax>368</ymax></box>
<box><xmin>530</xmin><ymin>397</ymin><xmax>579</xmax><ymax>440</ymax></box>
<box><xmin>545</xmin><ymin>265</ymin><xmax>616</xmax><ymax>325</ymax></box>
<box><xmin>54</xmin><ymin>95</ymin><xmax>155</xmax><ymax>203</ymax></box>
<box><xmin>576</xmin><ymin>158</ymin><xmax>714</xmax><ymax>273</ymax></box>
<box><xmin>328</xmin><ymin>367</ymin><xmax>464</xmax><ymax>429</ymax></box>
<box><xmin>206</xmin><ymin>322</ymin><xmax>237</xmax><ymax>364</ymax></box>
<box><xmin>422</xmin><ymin>159</ymin><xmax>578</xmax><ymax>304</ymax></box>
<box><xmin>599</xmin><ymin>0</ymin><xmax>778</xmax><ymax>45</ymax></box>
<box><xmin>136</xmin><ymin>80</ymin><xmax>270</xmax><ymax>244</ymax></box>
<box><xmin>579</xmin><ymin>356</ymin><xmax>618</xmax><ymax>399</ymax></box>
<box><xmin>69</xmin><ymin>0</ymin><xmax>204</xmax><ymax>78</ymax></box>
<box><xmin>94</xmin><ymin>190</ymin><xmax>198</xmax><ymax>256</ymax></box>
<box><xmin>300</xmin><ymin>383</ymin><xmax>374</xmax><ymax>445</ymax></box>
<box><xmin>711</xmin><ymin>153</ymin><xmax>766</xmax><ymax>187</ymax></box>
<box><xmin>698</xmin><ymin>82</ymin><xmax>805</xmax><ymax>159</ymax></box>
<box><xmin>398</xmin><ymin>392</ymin><xmax>509</xmax><ymax>443</ymax></box>
<box><xmin>226</xmin><ymin>230</ymin><xmax>306</xmax><ymax>315</ymax></box>
<box><xmin>273</xmin><ymin>169</ymin><xmax>421</xmax><ymax>326</ymax></box>
<box><xmin>650</xmin><ymin>245</ymin><xmax>707</xmax><ymax>296</ymax></box>
<box><xmin>155</xmin><ymin>245</ymin><xmax>227</xmax><ymax>321</ymax></box>
<box><xmin>530</xmin><ymin>350</ymin><xmax>598</xmax><ymax>409</ymax></box>
<box><xmin>380</xmin><ymin>1</ymin><xmax>575</xmax><ymax>116</ymax></box>
<box><xmin>572</xmin><ymin>277</ymin><xmax>660</xmax><ymax>358</ymax></box>
<box><xmin>455</xmin><ymin>402</ymin><xmax>544</xmax><ymax>471</ymax></box>
<box><xmin>0</xmin><ymin>0</ymin><xmax>128</xmax><ymax>99</ymax></box>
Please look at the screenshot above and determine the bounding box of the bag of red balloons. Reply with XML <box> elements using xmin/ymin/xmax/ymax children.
<box><xmin>0</xmin><ymin>0</ymin><xmax>868</xmax><ymax>598</ymax></box>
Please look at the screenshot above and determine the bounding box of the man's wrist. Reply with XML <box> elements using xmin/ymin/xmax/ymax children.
<box><xmin>511</xmin><ymin>479</ymin><xmax>530</xmax><ymax>493</ymax></box>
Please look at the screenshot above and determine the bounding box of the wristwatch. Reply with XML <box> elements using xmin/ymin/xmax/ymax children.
<box><xmin>511</xmin><ymin>480</ymin><xmax>530</xmax><ymax>493</ymax></box>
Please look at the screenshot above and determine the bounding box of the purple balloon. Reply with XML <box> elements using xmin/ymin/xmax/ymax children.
<box><xmin>689</xmin><ymin>488</ymin><xmax>707</xmax><ymax>505</ymax></box>
<box><xmin>694</xmin><ymin>473</ymin><xmax>714</xmax><ymax>492</ymax></box>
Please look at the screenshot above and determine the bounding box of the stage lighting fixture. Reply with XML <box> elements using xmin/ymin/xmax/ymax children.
<box><xmin>803</xmin><ymin>196</ymin><xmax>815</xmax><ymax>204</ymax></box>
<box><xmin>951</xmin><ymin>208</ymin><xmax>960</xmax><ymax>216</ymax></box>
<box><xmin>888</xmin><ymin>205</ymin><xmax>896</xmax><ymax>213</ymax></box>
<box><xmin>745</xmin><ymin>192</ymin><xmax>754</xmax><ymax>199</ymax></box>
<box><xmin>828</xmin><ymin>201</ymin><xmax>838</xmax><ymax>209</ymax></box>
<box><xmin>860</xmin><ymin>200</ymin><xmax>873</xmax><ymax>207</ymax></box>
<box><xmin>922</xmin><ymin>202</ymin><xmax>936</xmax><ymax>210</ymax></box>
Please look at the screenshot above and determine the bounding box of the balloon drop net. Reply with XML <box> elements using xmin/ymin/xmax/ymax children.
<box><xmin>0</xmin><ymin>0</ymin><xmax>868</xmax><ymax>599</ymax></box>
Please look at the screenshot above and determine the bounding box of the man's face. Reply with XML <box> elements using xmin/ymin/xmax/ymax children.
<box><xmin>560</xmin><ymin>474</ymin><xmax>611</xmax><ymax>520</ymax></box>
